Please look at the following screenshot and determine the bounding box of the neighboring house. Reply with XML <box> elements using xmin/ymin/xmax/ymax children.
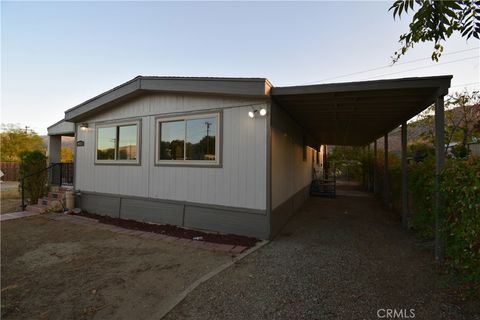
<box><xmin>47</xmin><ymin>75</ymin><xmax>452</xmax><ymax>239</ymax></box>
<box><xmin>468</xmin><ymin>141</ymin><xmax>480</xmax><ymax>156</ymax></box>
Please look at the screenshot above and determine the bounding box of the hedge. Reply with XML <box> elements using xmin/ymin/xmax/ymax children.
<box><xmin>376</xmin><ymin>155</ymin><xmax>480</xmax><ymax>296</ymax></box>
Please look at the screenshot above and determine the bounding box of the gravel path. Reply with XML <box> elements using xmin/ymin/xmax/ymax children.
<box><xmin>165</xmin><ymin>187</ymin><xmax>479</xmax><ymax>320</ymax></box>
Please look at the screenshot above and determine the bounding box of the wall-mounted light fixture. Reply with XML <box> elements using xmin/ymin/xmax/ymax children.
<box><xmin>248</xmin><ymin>107</ymin><xmax>267</xmax><ymax>118</ymax></box>
<box><xmin>80</xmin><ymin>123</ymin><xmax>89</xmax><ymax>131</ymax></box>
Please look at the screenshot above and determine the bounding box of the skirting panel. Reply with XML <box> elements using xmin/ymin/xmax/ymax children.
<box><xmin>184</xmin><ymin>205</ymin><xmax>270</xmax><ymax>239</ymax></box>
<box><xmin>270</xmin><ymin>185</ymin><xmax>309</xmax><ymax>238</ymax></box>
<box><xmin>120</xmin><ymin>198</ymin><xmax>184</xmax><ymax>226</ymax></box>
<box><xmin>79</xmin><ymin>192</ymin><xmax>269</xmax><ymax>239</ymax></box>
<box><xmin>81</xmin><ymin>193</ymin><xmax>121</xmax><ymax>218</ymax></box>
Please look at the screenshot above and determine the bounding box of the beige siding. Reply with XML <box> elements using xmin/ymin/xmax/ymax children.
<box><xmin>271</xmin><ymin>103</ymin><xmax>315</xmax><ymax>209</ymax></box>
<box><xmin>88</xmin><ymin>93</ymin><xmax>265</xmax><ymax>122</ymax></box>
<box><xmin>75</xmin><ymin>93</ymin><xmax>268</xmax><ymax>210</ymax></box>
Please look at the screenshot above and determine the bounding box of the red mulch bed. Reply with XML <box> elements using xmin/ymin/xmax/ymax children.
<box><xmin>70</xmin><ymin>211</ymin><xmax>259</xmax><ymax>248</ymax></box>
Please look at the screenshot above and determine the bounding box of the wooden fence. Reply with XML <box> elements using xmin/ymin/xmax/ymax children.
<box><xmin>1</xmin><ymin>162</ymin><xmax>20</xmax><ymax>181</ymax></box>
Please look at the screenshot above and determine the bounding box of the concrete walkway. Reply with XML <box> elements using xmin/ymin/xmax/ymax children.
<box><xmin>164</xmin><ymin>185</ymin><xmax>476</xmax><ymax>320</ymax></box>
<box><xmin>0</xmin><ymin>211</ymin><xmax>38</xmax><ymax>221</ymax></box>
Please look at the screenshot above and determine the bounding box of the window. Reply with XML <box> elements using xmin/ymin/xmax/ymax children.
<box><xmin>96</xmin><ymin>121</ymin><xmax>140</xmax><ymax>164</ymax></box>
<box><xmin>156</xmin><ymin>113</ymin><xmax>220</xmax><ymax>165</ymax></box>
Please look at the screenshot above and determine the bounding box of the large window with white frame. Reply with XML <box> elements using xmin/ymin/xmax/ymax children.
<box><xmin>156</xmin><ymin>112</ymin><xmax>220</xmax><ymax>166</ymax></box>
<box><xmin>95</xmin><ymin>120</ymin><xmax>140</xmax><ymax>164</ymax></box>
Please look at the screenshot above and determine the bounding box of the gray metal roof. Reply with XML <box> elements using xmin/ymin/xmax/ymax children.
<box><xmin>64</xmin><ymin>76</ymin><xmax>272</xmax><ymax>122</ymax></box>
<box><xmin>272</xmin><ymin>75</ymin><xmax>452</xmax><ymax>146</ymax></box>
<box><xmin>60</xmin><ymin>74</ymin><xmax>452</xmax><ymax>146</ymax></box>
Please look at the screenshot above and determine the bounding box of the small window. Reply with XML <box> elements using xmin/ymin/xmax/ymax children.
<box><xmin>156</xmin><ymin>113</ymin><xmax>220</xmax><ymax>166</ymax></box>
<box><xmin>96</xmin><ymin>121</ymin><xmax>140</xmax><ymax>164</ymax></box>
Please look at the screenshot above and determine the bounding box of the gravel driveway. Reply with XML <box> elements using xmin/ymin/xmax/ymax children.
<box><xmin>165</xmin><ymin>186</ymin><xmax>479</xmax><ymax>320</ymax></box>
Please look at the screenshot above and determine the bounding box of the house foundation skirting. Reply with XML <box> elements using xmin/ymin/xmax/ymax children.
<box><xmin>270</xmin><ymin>185</ymin><xmax>310</xmax><ymax>238</ymax></box>
<box><xmin>78</xmin><ymin>191</ymin><xmax>269</xmax><ymax>239</ymax></box>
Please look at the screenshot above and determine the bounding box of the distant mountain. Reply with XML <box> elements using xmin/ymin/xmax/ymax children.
<box><xmin>385</xmin><ymin>104</ymin><xmax>480</xmax><ymax>154</ymax></box>
<box><xmin>328</xmin><ymin>104</ymin><xmax>480</xmax><ymax>155</ymax></box>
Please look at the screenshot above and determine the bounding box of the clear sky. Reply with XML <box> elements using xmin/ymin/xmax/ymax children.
<box><xmin>2</xmin><ymin>1</ymin><xmax>479</xmax><ymax>135</ymax></box>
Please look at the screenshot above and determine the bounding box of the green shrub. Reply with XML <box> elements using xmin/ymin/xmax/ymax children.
<box><xmin>19</xmin><ymin>150</ymin><xmax>48</xmax><ymax>205</ymax></box>
<box><xmin>356</xmin><ymin>145</ymin><xmax>480</xmax><ymax>296</ymax></box>
<box><xmin>403</xmin><ymin>156</ymin><xmax>479</xmax><ymax>294</ymax></box>
<box><xmin>408</xmin><ymin>141</ymin><xmax>435</xmax><ymax>162</ymax></box>
<box><xmin>408</xmin><ymin>158</ymin><xmax>436</xmax><ymax>238</ymax></box>
<box><xmin>441</xmin><ymin>156</ymin><xmax>480</xmax><ymax>295</ymax></box>
<box><xmin>370</xmin><ymin>152</ymin><xmax>479</xmax><ymax>294</ymax></box>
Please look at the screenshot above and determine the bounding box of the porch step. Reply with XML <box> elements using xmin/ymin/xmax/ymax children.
<box><xmin>38</xmin><ymin>197</ymin><xmax>49</xmax><ymax>206</ymax></box>
<box><xmin>37</xmin><ymin>192</ymin><xmax>66</xmax><ymax>206</ymax></box>
<box><xmin>49</xmin><ymin>191</ymin><xmax>66</xmax><ymax>200</ymax></box>
<box><xmin>26</xmin><ymin>204</ymin><xmax>48</xmax><ymax>214</ymax></box>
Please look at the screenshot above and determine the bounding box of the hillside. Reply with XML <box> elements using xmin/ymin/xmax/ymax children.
<box><xmin>379</xmin><ymin>104</ymin><xmax>480</xmax><ymax>154</ymax></box>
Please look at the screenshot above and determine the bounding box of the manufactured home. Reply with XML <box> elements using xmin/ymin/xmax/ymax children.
<box><xmin>47</xmin><ymin>75</ymin><xmax>452</xmax><ymax>239</ymax></box>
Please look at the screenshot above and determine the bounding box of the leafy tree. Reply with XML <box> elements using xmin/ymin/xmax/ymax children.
<box><xmin>1</xmin><ymin>124</ymin><xmax>45</xmax><ymax>161</ymax></box>
<box><xmin>408</xmin><ymin>141</ymin><xmax>435</xmax><ymax>161</ymax></box>
<box><xmin>412</xmin><ymin>90</ymin><xmax>480</xmax><ymax>156</ymax></box>
<box><xmin>446</xmin><ymin>90</ymin><xmax>480</xmax><ymax>154</ymax></box>
<box><xmin>390</xmin><ymin>0</ymin><xmax>480</xmax><ymax>62</ymax></box>
<box><xmin>329</xmin><ymin>146</ymin><xmax>366</xmax><ymax>180</ymax></box>
<box><xmin>61</xmin><ymin>147</ymin><xmax>74</xmax><ymax>162</ymax></box>
<box><xmin>19</xmin><ymin>150</ymin><xmax>48</xmax><ymax>205</ymax></box>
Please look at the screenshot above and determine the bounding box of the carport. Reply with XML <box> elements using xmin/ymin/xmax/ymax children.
<box><xmin>271</xmin><ymin>75</ymin><xmax>452</xmax><ymax>263</ymax></box>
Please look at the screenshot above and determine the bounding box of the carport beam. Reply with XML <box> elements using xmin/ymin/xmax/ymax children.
<box><xmin>384</xmin><ymin>134</ymin><xmax>389</xmax><ymax>208</ymax></box>
<box><xmin>401</xmin><ymin>122</ymin><xmax>408</xmax><ymax>229</ymax></box>
<box><xmin>434</xmin><ymin>95</ymin><xmax>446</xmax><ymax>264</ymax></box>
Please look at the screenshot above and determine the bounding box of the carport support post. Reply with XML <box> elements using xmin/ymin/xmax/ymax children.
<box><xmin>401</xmin><ymin>122</ymin><xmax>408</xmax><ymax>229</ymax></box>
<box><xmin>384</xmin><ymin>134</ymin><xmax>389</xmax><ymax>208</ymax></box>
<box><xmin>434</xmin><ymin>95</ymin><xmax>446</xmax><ymax>264</ymax></box>
<box><xmin>367</xmin><ymin>144</ymin><xmax>371</xmax><ymax>191</ymax></box>
<box><xmin>48</xmin><ymin>135</ymin><xmax>62</xmax><ymax>164</ymax></box>
<box><xmin>373</xmin><ymin>140</ymin><xmax>377</xmax><ymax>194</ymax></box>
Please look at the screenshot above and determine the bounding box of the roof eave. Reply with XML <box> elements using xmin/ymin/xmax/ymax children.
<box><xmin>271</xmin><ymin>75</ymin><xmax>453</xmax><ymax>97</ymax></box>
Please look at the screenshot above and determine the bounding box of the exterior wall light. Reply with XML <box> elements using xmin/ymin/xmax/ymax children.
<box><xmin>248</xmin><ymin>108</ymin><xmax>267</xmax><ymax>118</ymax></box>
<box><xmin>80</xmin><ymin>123</ymin><xmax>89</xmax><ymax>131</ymax></box>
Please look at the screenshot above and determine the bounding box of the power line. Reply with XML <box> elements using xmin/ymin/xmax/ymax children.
<box><xmin>451</xmin><ymin>82</ymin><xmax>480</xmax><ymax>88</ymax></box>
<box><xmin>365</xmin><ymin>55</ymin><xmax>479</xmax><ymax>80</ymax></box>
<box><xmin>302</xmin><ymin>47</ymin><xmax>480</xmax><ymax>84</ymax></box>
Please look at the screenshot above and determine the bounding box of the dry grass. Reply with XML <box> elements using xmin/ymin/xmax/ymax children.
<box><xmin>1</xmin><ymin>186</ymin><xmax>21</xmax><ymax>214</ymax></box>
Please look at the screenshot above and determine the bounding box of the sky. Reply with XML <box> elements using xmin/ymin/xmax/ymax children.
<box><xmin>1</xmin><ymin>1</ymin><xmax>479</xmax><ymax>135</ymax></box>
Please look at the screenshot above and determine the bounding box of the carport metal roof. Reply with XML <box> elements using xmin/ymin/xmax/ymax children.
<box><xmin>272</xmin><ymin>75</ymin><xmax>452</xmax><ymax>146</ymax></box>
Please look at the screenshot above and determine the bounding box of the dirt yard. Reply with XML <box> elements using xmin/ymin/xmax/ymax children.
<box><xmin>1</xmin><ymin>182</ymin><xmax>21</xmax><ymax>214</ymax></box>
<box><xmin>1</xmin><ymin>214</ymin><xmax>231</xmax><ymax>320</ymax></box>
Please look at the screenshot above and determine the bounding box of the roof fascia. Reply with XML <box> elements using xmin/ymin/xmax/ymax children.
<box><xmin>271</xmin><ymin>76</ymin><xmax>453</xmax><ymax>96</ymax></box>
